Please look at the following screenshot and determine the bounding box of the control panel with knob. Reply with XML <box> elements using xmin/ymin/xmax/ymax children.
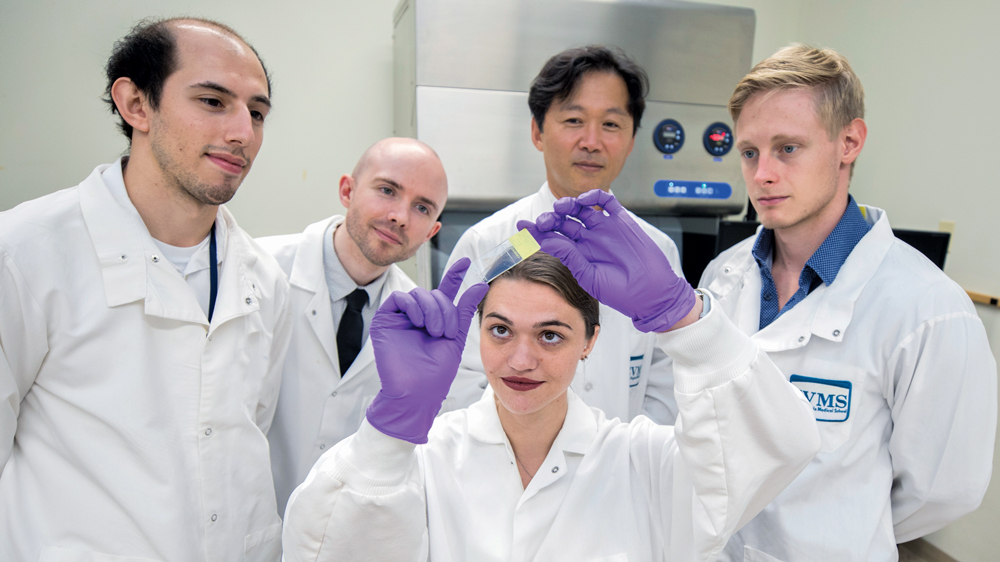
<box><xmin>702</xmin><ymin>122</ymin><xmax>733</xmax><ymax>157</ymax></box>
<box><xmin>652</xmin><ymin>119</ymin><xmax>685</xmax><ymax>154</ymax></box>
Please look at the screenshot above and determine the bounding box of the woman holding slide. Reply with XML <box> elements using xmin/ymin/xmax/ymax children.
<box><xmin>281</xmin><ymin>190</ymin><xmax>819</xmax><ymax>561</ymax></box>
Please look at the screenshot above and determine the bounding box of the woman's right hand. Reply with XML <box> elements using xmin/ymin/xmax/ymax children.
<box><xmin>365</xmin><ymin>258</ymin><xmax>489</xmax><ymax>444</ymax></box>
<box><xmin>517</xmin><ymin>189</ymin><xmax>697</xmax><ymax>333</ymax></box>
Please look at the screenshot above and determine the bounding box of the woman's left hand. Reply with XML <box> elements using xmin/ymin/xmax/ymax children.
<box><xmin>365</xmin><ymin>258</ymin><xmax>489</xmax><ymax>444</ymax></box>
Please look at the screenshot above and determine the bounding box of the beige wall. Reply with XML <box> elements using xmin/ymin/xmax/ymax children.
<box><xmin>2</xmin><ymin>0</ymin><xmax>998</xmax><ymax>559</ymax></box>
<box><xmin>798</xmin><ymin>7</ymin><xmax>1000</xmax><ymax>559</ymax></box>
<box><xmin>0</xmin><ymin>0</ymin><xmax>401</xmax><ymax>236</ymax></box>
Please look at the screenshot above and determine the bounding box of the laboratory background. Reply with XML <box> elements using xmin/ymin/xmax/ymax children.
<box><xmin>1</xmin><ymin>0</ymin><xmax>998</xmax><ymax>560</ymax></box>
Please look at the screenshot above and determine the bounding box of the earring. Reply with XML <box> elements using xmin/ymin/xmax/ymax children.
<box><xmin>581</xmin><ymin>355</ymin><xmax>589</xmax><ymax>362</ymax></box>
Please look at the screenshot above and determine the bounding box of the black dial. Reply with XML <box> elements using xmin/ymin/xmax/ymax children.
<box><xmin>653</xmin><ymin>119</ymin><xmax>685</xmax><ymax>154</ymax></box>
<box><xmin>703</xmin><ymin>122</ymin><xmax>733</xmax><ymax>156</ymax></box>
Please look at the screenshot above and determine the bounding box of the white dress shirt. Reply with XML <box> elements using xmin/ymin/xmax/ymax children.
<box><xmin>321</xmin><ymin>220</ymin><xmax>387</xmax><ymax>347</ymax></box>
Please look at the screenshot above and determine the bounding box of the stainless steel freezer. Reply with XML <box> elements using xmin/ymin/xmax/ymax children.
<box><xmin>392</xmin><ymin>0</ymin><xmax>757</xmax><ymax>286</ymax></box>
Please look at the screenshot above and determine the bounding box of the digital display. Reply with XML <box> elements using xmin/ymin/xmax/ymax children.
<box><xmin>653</xmin><ymin>119</ymin><xmax>685</xmax><ymax>154</ymax></box>
<box><xmin>702</xmin><ymin>122</ymin><xmax>733</xmax><ymax>156</ymax></box>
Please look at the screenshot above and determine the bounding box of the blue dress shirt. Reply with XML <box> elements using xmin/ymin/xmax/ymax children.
<box><xmin>753</xmin><ymin>195</ymin><xmax>872</xmax><ymax>329</ymax></box>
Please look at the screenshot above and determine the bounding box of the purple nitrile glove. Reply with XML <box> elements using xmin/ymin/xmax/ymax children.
<box><xmin>365</xmin><ymin>257</ymin><xmax>489</xmax><ymax>444</ymax></box>
<box><xmin>517</xmin><ymin>189</ymin><xmax>696</xmax><ymax>333</ymax></box>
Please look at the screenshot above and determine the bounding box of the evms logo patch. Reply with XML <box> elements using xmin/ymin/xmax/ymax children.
<box><xmin>629</xmin><ymin>355</ymin><xmax>643</xmax><ymax>388</ymax></box>
<box><xmin>789</xmin><ymin>375</ymin><xmax>851</xmax><ymax>422</ymax></box>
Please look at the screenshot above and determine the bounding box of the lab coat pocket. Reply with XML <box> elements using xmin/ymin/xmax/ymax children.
<box><xmin>40</xmin><ymin>546</ymin><xmax>163</xmax><ymax>562</ymax></box>
<box><xmin>789</xmin><ymin>366</ymin><xmax>859</xmax><ymax>453</ymax></box>
<box><xmin>743</xmin><ymin>546</ymin><xmax>785</xmax><ymax>562</ymax></box>
<box><xmin>244</xmin><ymin>522</ymin><xmax>282</xmax><ymax>562</ymax></box>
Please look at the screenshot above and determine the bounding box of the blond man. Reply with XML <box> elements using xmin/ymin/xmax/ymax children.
<box><xmin>700</xmin><ymin>44</ymin><xmax>996</xmax><ymax>561</ymax></box>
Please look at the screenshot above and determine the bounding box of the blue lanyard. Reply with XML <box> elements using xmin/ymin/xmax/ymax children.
<box><xmin>208</xmin><ymin>222</ymin><xmax>218</xmax><ymax>323</ymax></box>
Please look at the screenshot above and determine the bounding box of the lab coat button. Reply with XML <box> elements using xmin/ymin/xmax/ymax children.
<box><xmin>118</xmin><ymin>254</ymin><xmax>127</xmax><ymax>262</ymax></box>
<box><xmin>150</xmin><ymin>255</ymin><xmax>160</xmax><ymax>263</ymax></box>
<box><xmin>319</xmin><ymin>444</ymin><xmax>326</xmax><ymax>450</ymax></box>
<box><xmin>211</xmin><ymin>514</ymin><xmax>217</xmax><ymax>522</ymax></box>
<box><xmin>246</xmin><ymin>297</ymin><xmax>252</xmax><ymax>305</ymax></box>
<box><xmin>204</xmin><ymin>428</ymin><xmax>212</xmax><ymax>436</ymax></box>
<box><xmin>331</xmin><ymin>391</ymin><xmax>338</xmax><ymax>397</ymax></box>
<box><xmin>724</xmin><ymin>267</ymin><xmax>732</xmax><ymax>274</ymax></box>
<box><xmin>833</xmin><ymin>329</ymin><xmax>841</xmax><ymax>337</ymax></box>
<box><xmin>552</xmin><ymin>466</ymin><xmax>559</xmax><ymax>473</ymax></box>
<box><xmin>798</xmin><ymin>336</ymin><xmax>805</xmax><ymax>343</ymax></box>
<box><xmin>312</xmin><ymin>310</ymin><xmax>317</xmax><ymax>316</ymax></box>
<box><xmin>584</xmin><ymin>383</ymin><xmax>593</xmax><ymax>391</ymax></box>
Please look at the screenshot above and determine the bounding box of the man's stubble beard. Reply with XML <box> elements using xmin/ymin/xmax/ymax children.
<box><xmin>149</xmin><ymin>117</ymin><xmax>241</xmax><ymax>207</ymax></box>
<box><xmin>344</xmin><ymin>211</ymin><xmax>414</xmax><ymax>268</ymax></box>
<box><xmin>759</xmin><ymin>157</ymin><xmax>842</xmax><ymax>232</ymax></box>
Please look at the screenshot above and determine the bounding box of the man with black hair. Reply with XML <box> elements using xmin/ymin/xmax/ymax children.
<box><xmin>445</xmin><ymin>46</ymin><xmax>684</xmax><ymax>423</ymax></box>
<box><xmin>0</xmin><ymin>18</ymin><xmax>292</xmax><ymax>561</ymax></box>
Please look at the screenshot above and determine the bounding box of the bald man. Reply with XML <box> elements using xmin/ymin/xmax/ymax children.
<box><xmin>259</xmin><ymin>138</ymin><xmax>473</xmax><ymax>513</ymax></box>
<box><xmin>0</xmin><ymin>18</ymin><xmax>291</xmax><ymax>561</ymax></box>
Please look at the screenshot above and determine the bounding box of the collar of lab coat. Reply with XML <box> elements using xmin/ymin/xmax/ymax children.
<box><xmin>288</xmin><ymin>216</ymin><xmax>341</xmax><ymax>374</ymax></box>
<box><xmin>805</xmin><ymin>205</ymin><xmax>891</xmax><ymax>340</ymax></box>
<box><xmin>79</xmin><ymin>160</ymin><xmax>260</xmax><ymax>327</ymax></box>
<box><xmin>338</xmin><ymin>265</ymin><xmax>413</xmax><ymax>382</ymax></box>
<box><xmin>536</xmin><ymin>182</ymin><xmax>616</xmax><ymax>212</ymax></box>
<box><xmin>285</xmin><ymin>215</ymin><xmax>416</xmax><ymax>381</ymax></box>
<box><xmin>467</xmin><ymin>385</ymin><xmax>598</xmax><ymax>456</ymax></box>
<box><xmin>531</xmin><ymin>182</ymin><xmax>559</xmax><ymax>216</ymax></box>
<box><xmin>707</xmin><ymin>205</ymin><xmax>893</xmax><ymax>348</ymax></box>
<box><xmin>288</xmin><ymin>215</ymin><xmax>343</xmax><ymax>294</ymax></box>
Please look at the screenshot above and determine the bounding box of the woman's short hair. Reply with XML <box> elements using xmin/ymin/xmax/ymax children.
<box><xmin>477</xmin><ymin>252</ymin><xmax>600</xmax><ymax>339</ymax></box>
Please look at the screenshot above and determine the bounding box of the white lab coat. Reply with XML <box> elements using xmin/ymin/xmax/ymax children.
<box><xmin>281</xmin><ymin>297</ymin><xmax>821</xmax><ymax>562</ymax></box>
<box><xmin>700</xmin><ymin>206</ymin><xmax>997</xmax><ymax>562</ymax></box>
<box><xmin>259</xmin><ymin>217</ymin><xmax>488</xmax><ymax>515</ymax></box>
<box><xmin>0</xmin><ymin>162</ymin><xmax>293</xmax><ymax>562</ymax></box>
<box><xmin>445</xmin><ymin>183</ymin><xmax>684</xmax><ymax>424</ymax></box>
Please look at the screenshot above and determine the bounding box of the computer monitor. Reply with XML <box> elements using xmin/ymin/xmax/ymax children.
<box><xmin>892</xmin><ymin>229</ymin><xmax>950</xmax><ymax>270</ymax></box>
<box><xmin>717</xmin><ymin>221</ymin><xmax>761</xmax><ymax>255</ymax></box>
<box><xmin>715</xmin><ymin>222</ymin><xmax>950</xmax><ymax>271</ymax></box>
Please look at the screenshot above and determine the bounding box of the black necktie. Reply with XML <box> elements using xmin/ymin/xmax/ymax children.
<box><xmin>337</xmin><ymin>288</ymin><xmax>369</xmax><ymax>375</ymax></box>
